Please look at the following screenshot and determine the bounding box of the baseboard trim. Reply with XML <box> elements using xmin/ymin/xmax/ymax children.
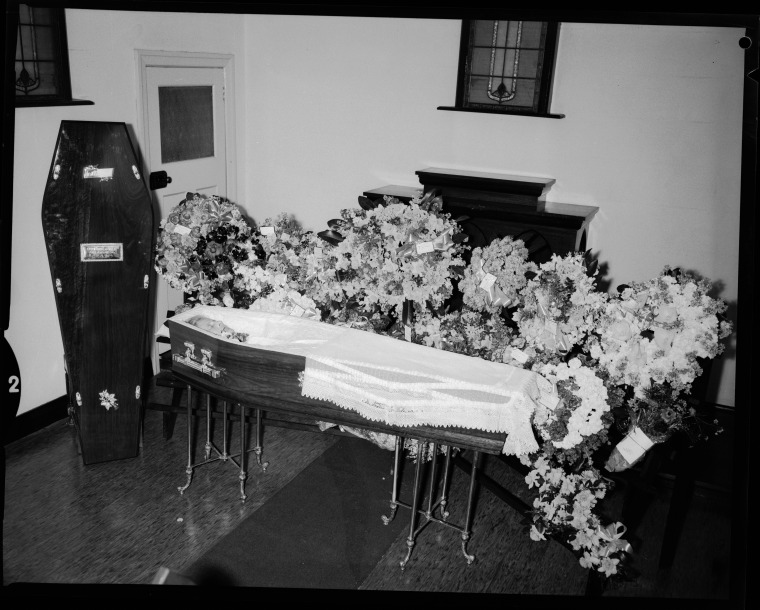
<box><xmin>4</xmin><ymin>395</ymin><xmax>69</xmax><ymax>445</ymax></box>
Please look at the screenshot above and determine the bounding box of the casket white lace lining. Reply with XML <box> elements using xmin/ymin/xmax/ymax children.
<box><xmin>301</xmin><ymin>332</ymin><xmax>541</xmax><ymax>456</ymax></box>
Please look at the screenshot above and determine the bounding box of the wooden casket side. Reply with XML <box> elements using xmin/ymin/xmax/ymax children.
<box><xmin>41</xmin><ymin>121</ymin><xmax>154</xmax><ymax>464</ymax></box>
<box><xmin>167</xmin><ymin>320</ymin><xmax>506</xmax><ymax>454</ymax></box>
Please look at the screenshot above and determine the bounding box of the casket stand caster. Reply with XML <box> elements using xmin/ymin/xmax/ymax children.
<box><xmin>382</xmin><ymin>436</ymin><xmax>480</xmax><ymax>569</ymax></box>
<box><xmin>177</xmin><ymin>384</ymin><xmax>269</xmax><ymax>503</ymax></box>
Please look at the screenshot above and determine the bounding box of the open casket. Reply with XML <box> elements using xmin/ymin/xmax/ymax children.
<box><xmin>164</xmin><ymin>306</ymin><xmax>543</xmax><ymax>455</ymax></box>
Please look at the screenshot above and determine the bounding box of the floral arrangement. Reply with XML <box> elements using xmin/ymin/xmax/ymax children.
<box><xmin>154</xmin><ymin>193</ymin><xmax>255</xmax><ymax>308</ymax></box>
<box><xmin>587</xmin><ymin>266</ymin><xmax>732</xmax><ymax>397</ymax></box>
<box><xmin>412</xmin><ymin>306</ymin><xmax>515</xmax><ymax>362</ymax></box>
<box><xmin>515</xmin><ymin>252</ymin><xmax>607</xmax><ymax>356</ymax></box>
<box><xmin>530</xmin><ymin>358</ymin><xmax>614</xmax><ymax>464</ymax></box>
<box><xmin>154</xmin><ymin>192</ymin><xmax>733</xmax><ymax>580</ymax></box>
<box><xmin>459</xmin><ymin>236</ymin><xmax>536</xmax><ymax>313</ymax></box>
<box><xmin>320</xmin><ymin>194</ymin><xmax>467</xmax><ymax>319</ymax></box>
<box><xmin>525</xmin><ymin>454</ymin><xmax>630</xmax><ymax>577</ymax></box>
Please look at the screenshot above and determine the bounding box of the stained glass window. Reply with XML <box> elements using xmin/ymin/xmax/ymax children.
<box><xmin>14</xmin><ymin>4</ymin><xmax>89</xmax><ymax>107</ymax></box>
<box><xmin>445</xmin><ymin>20</ymin><xmax>562</xmax><ymax>118</ymax></box>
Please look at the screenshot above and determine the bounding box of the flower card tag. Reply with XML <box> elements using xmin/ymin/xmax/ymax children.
<box><xmin>290</xmin><ymin>304</ymin><xmax>305</xmax><ymax>317</ymax></box>
<box><xmin>538</xmin><ymin>391</ymin><xmax>561</xmax><ymax>411</ymax></box>
<box><xmin>535</xmin><ymin>375</ymin><xmax>560</xmax><ymax>410</ymax></box>
<box><xmin>616</xmin><ymin>426</ymin><xmax>655</xmax><ymax>463</ymax></box>
<box><xmin>416</xmin><ymin>241</ymin><xmax>434</xmax><ymax>254</ymax></box>
<box><xmin>510</xmin><ymin>348</ymin><xmax>530</xmax><ymax>364</ymax></box>
<box><xmin>479</xmin><ymin>273</ymin><xmax>497</xmax><ymax>291</ymax></box>
<box><xmin>174</xmin><ymin>224</ymin><xmax>192</xmax><ymax>236</ymax></box>
<box><xmin>404</xmin><ymin>325</ymin><xmax>412</xmax><ymax>342</ymax></box>
<box><xmin>260</xmin><ymin>226</ymin><xmax>275</xmax><ymax>235</ymax></box>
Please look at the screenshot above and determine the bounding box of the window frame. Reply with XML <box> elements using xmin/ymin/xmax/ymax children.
<box><xmin>13</xmin><ymin>3</ymin><xmax>92</xmax><ymax>108</ymax></box>
<box><xmin>439</xmin><ymin>20</ymin><xmax>563</xmax><ymax>119</ymax></box>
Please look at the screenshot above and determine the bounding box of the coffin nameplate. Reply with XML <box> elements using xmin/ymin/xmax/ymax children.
<box><xmin>80</xmin><ymin>243</ymin><xmax>123</xmax><ymax>262</ymax></box>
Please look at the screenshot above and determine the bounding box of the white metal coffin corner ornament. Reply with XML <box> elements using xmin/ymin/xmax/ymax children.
<box><xmin>99</xmin><ymin>389</ymin><xmax>119</xmax><ymax>411</ymax></box>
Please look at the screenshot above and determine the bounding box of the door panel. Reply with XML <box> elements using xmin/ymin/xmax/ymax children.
<box><xmin>145</xmin><ymin>65</ymin><xmax>227</xmax><ymax>371</ymax></box>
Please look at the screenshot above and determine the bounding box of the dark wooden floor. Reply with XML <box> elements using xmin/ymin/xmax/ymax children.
<box><xmin>2</xmin><ymin>383</ymin><xmax>738</xmax><ymax>602</ymax></box>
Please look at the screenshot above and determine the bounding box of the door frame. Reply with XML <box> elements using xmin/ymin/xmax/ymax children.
<box><xmin>135</xmin><ymin>50</ymin><xmax>237</xmax><ymax>372</ymax></box>
<box><xmin>134</xmin><ymin>49</ymin><xmax>237</xmax><ymax>205</ymax></box>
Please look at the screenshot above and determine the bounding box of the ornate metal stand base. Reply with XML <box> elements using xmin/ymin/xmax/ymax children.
<box><xmin>382</xmin><ymin>436</ymin><xmax>481</xmax><ymax>569</ymax></box>
<box><xmin>177</xmin><ymin>385</ymin><xmax>268</xmax><ymax>503</ymax></box>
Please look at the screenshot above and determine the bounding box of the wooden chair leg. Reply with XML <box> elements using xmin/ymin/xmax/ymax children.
<box><xmin>162</xmin><ymin>386</ymin><xmax>184</xmax><ymax>440</ymax></box>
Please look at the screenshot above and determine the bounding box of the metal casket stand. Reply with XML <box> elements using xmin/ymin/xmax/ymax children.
<box><xmin>41</xmin><ymin>120</ymin><xmax>154</xmax><ymax>465</ymax></box>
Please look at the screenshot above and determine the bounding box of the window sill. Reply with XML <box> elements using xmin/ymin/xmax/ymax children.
<box><xmin>15</xmin><ymin>98</ymin><xmax>94</xmax><ymax>108</ymax></box>
<box><xmin>437</xmin><ymin>106</ymin><xmax>565</xmax><ymax>119</ymax></box>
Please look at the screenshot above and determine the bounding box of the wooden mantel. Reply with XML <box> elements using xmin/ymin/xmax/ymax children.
<box><xmin>416</xmin><ymin>167</ymin><xmax>556</xmax><ymax>207</ymax></box>
<box><xmin>363</xmin><ymin>167</ymin><xmax>599</xmax><ymax>261</ymax></box>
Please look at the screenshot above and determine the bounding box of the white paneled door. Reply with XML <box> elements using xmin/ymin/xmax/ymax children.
<box><xmin>138</xmin><ymin>53</ymin><xmax>234</xmax><ymax>372</ymax></box>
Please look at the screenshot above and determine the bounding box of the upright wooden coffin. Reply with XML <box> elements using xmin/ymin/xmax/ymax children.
<box><xmin>41</xmin><ymin>121</ymin><xmax>154</xmax><ymax>464</ymax></box>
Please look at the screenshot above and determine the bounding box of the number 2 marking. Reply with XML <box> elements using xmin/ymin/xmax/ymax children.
<box><xmin>8</xmin><ymin>375</ymin><xmax>20</xmax><ymax>393</ymax></box>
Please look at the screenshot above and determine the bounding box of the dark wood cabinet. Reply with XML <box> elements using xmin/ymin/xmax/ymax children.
<box><xmin>364</xmin><ymin>167</ymin><xmax>598</xmax><ymax>262</ymax></box>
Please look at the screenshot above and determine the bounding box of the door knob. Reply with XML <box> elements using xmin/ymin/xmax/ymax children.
<box><xmin>149</xmin><ymin>171</ymin><xmax>173</xmax><ymax>190</ymax></box>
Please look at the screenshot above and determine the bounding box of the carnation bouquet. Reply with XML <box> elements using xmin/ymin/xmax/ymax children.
<box><xmin>459</xmin><ymin>235</ymin><xmax>536</xmax><ymax>313</ymax></box>
<box><xmin>154</xmin><ymin>192</ymin><xmax>255</xmax><ymax>308</ymax></box>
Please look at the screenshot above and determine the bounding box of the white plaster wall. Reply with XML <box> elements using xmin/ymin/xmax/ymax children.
<box><xmin>8</xmin><ymin>11</ymin><xmax>744</xmax><ymax>416</ymax></box>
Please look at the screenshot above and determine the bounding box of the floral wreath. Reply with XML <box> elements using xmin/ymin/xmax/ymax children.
<box><xmin>154</xmin><ymin>193</ymin><xmax>254</xmax><ymax>307</ymax></box>
<box><xmin>322</xmin><ymin>194</ymin><xmax>467</xmax><ymax>318</ymax></box>
<box><xmin>531</xmin><ymin>358</ymin><xmax>613</xmax><ymax>463</ymax></box>
<box><xmin>459</xmin><ymin>236</ymin><xmax>536</xmax><ymax>313</ymax></box>
<box><xmin>515</xmin><ymin>252</ymin><xmax>607</xmax><ymax>355</ymax></box>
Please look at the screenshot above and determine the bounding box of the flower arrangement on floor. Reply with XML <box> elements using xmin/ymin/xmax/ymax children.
<box><xmin>154</xmin><ymin>192</ymin><xmax>733</xmax><ymax>579</ymax></box>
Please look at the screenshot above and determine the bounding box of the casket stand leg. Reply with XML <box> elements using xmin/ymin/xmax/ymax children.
<box><xmin>177</xmin><ymin>384</ymin><xmax>268</xmax><ymax>503</ymax></box>
<box><xmin>382</xmin><ymin>436</ymin><xmax>479</xmax><ymax>569</ymax></box>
